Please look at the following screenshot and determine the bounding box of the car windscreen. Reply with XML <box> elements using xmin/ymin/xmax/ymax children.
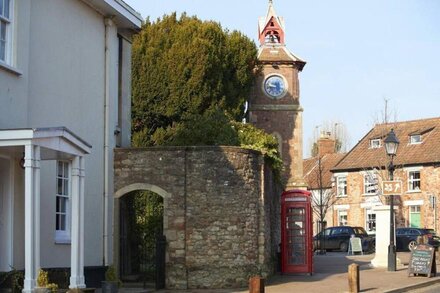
<box><xmin>352</xmin><ymin>227</ymin><xmax>368</xmax><ymax>236</ymax></box>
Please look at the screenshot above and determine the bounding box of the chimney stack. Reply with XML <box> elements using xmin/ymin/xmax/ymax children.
<box><xmin>318</xmin><ymin>131</ymin><xmax>336</xmax><ymax>157</ymax></box>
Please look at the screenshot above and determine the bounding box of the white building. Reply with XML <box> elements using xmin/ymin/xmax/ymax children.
<box><xmin>0</xmin><ymin>0</ymin><xmax>141</xmax><ymax>291</ymax></box>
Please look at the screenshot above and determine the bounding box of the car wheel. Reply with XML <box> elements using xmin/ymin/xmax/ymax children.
<box><xmin>340</xmin><ymin>242</ymin><xmax>348</xmax><ymax>252</ymax></box>
<box><xmin>408</xmin><ymin>240</ymin><xmax>417</xmax><ymax>251</ymax></box>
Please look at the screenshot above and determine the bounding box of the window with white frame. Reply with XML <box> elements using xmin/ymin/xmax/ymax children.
<box><xmin>364</xmin><ymin>172</ymin><xmax>378</xmax><ymax>195</ymax></box>
<box><xmin>56</xmin><ymin>161</ymin><xmax>71</xmax><ymax>243</ymax></box>
<box><xmin>408</xmin><ymin>170</ymin><xmax>421</xmax><ymax>191</ymax></box>
<box><xmin>365</xmin><ymin>209</ymin><xmax>376</xmax><ymax>234</ymax></box>
<box><xmin>369</xmin><ymin>139</ymin><xmax>381</xmax><ymax>149</ymax></box>
<box><xmin>336</xmin><ymin>175</ymin><xmax>347</xmax><ymax>197</ymax></box>
<box><xmin>410</xmin><ymin>134</ymin><xmax>422</xmax><ymax>144</ymax></box>
<box><xmin>0</xmin><ymin>0</ymin><xmax>12</xmax><ymax>64</ymax></box>
<box><xmin>338</xmin><ymin>210</ymin><xmax>348</xmax><ymax>226</ymax></box>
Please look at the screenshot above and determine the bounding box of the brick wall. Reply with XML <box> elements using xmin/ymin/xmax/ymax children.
<box><xmin>114</xmin><ymin>146</ymin><xmax>281</xmax><ymax>289</ymax></box>
<box><xmin>249</xmin><ymin>64</ymin><xmax>305</xmax><ymax>188</ymax></box>
<box><xmin>331</xmin><ymin>165</ymin><xmax>440</xmax><ymax>233</ymax></box>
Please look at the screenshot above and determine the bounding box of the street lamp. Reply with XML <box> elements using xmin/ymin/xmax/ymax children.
<box><xmin>384</xmin><ymin>128</ymin><xmax>399</xmax><ymax>271</ymax></box>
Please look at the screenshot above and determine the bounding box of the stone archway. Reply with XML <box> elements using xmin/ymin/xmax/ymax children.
<box><xmin>114</xmin><ymin>184</ymin><xmax>167</xmax><ymax>289</ymax></box>
<box><xmin>114</xmin><ymin>183</ymin><xmax>171</xmax><ymax>199</ymax></box>
<box><xmin>114</xmin><ymin>146</ymin><xmax>282</xmax><ymax>289</ymax></box>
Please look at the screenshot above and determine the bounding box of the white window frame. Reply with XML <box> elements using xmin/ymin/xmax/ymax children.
<box><xmin>338</xmin><ymin>210</ymin><xmax>348</xmax><ymax>226</ymax></box>
<box><xmin>365</xmin><ymin>209</ymin><xmax>376</xmax><ymax>234</ymax></box>
<box><xmin>410</xmin><ymin>134</ymin><xmax>422</xmax><ymax>145</ymax></box>
<box><xmin>336</xmin><ymin>175</ymin><xmax>347</xmax><ymax>197</ymax></box>
<box><xmin>55</xmin><ymin>160</ymin><xmax>71</xmax><ymax>244</ymax></box>
<box><xmin>363</xmin><ymin>171</ymin><xmax>378</xmax><ymax>195</ymax></box>
<box><xmin>0</xmin><ymin>0</ymin><xmax>14</xmax><ymax>66</ymax></box>
<box><xmin>408</xmin><ymin>169</ymin><xmax>421</xmax><ymax>192</ymax></box>
<box><xmin>369</xmin><ymin>138</ymin><xmax>381</xmax><ymax>149</ymax></box>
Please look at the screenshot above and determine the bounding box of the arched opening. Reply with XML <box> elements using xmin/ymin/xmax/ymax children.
<box><xmin>114</xmin><ymin>184</ymin><xmax>169</xmax><ymax>290</ymax></box>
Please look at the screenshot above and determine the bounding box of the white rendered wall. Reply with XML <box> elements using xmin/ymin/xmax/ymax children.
<box><xmin>0</xmin><ymin>0</ymin><xmax>132</xmax><ymax>269</ymax></box>
<box><xmin>28</xmin><ymin>0</ymin><xmax>106</xmax><ymax>268</ymax></box>
<box><xmin>0</xmin><ymin>0</ymin><xmax>32</xmax><ymax>128</ymax></box>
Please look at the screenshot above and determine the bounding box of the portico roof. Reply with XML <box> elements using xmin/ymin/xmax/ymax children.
<box><xmin>82</xmin><ymin>0</ymin><xmax>143</xmax><ymax>29</ymax></box>
<box><xmin>0</xmin><ymin>127</ymin><xmax>91</xmax><ymax>159</ymax></box>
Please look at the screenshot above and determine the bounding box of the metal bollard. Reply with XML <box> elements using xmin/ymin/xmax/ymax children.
<box><xmin>348</xmin><ymin>263</ymin><xmax>360</xmax><ymax>293</ymax></box>
<box><xmin>249</xmin><ymin>276</ymin><xmax>265</xmax><ymax>293</ymax></box>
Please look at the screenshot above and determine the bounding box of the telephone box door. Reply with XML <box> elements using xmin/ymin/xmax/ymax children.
<box><xmin>281</xmin><ymin>189</ymin><xmax>313</xmax><ymax>274</ymax></box>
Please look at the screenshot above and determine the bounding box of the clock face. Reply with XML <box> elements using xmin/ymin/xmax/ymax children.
<box><xmin>263</xmin><ymin>75</ymin><xmax>287</xmax><ymax>99</ymax></box>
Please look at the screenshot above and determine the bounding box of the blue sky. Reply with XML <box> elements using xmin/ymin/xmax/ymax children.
<box><xmin>124</xmin><ymin>0</ymin><xmax>440</xmax><ymax>156</ymax></box>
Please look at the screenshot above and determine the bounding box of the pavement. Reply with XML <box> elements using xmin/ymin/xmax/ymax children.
<box><xmin>121</xmin><ymin>252</ymin><xmax>440</xmax><ymax>293</ymax></box>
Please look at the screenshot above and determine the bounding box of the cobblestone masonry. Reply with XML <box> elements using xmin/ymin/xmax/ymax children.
<box><xmin>114</xmin><ymin>146</ymin><xmax>281</xmax><ymax>289</ymax></box>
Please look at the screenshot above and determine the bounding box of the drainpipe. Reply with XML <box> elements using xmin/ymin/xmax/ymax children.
<box><xmin>103</xmin><ymin>17</ymin><xmax>113</xmax><ymax>267</ymax></box>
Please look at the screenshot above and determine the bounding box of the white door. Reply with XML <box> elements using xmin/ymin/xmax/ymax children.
<box><xmin>0</xmin><ymin>157</ymin><xmax>12</xmax><ymax>271</ymax></box>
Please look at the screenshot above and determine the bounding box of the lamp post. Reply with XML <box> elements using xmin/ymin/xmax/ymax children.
<box><xmin>384</xmin><ymin>128</ymin><xmax>399</xmax><ymax>271</ymax></box>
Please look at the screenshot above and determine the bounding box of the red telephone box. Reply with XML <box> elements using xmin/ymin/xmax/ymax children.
<box><xmin>281</xmin><ymin>189</ymin><xmax>313</xmax><ymax>275</ymax></box>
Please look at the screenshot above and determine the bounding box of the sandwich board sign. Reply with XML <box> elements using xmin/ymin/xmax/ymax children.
<box><xmin>348</xmin><ymin>237</ymin><xmax>363</xmax><ymax>255</ymax></box>
<box><xmin>408</xmin><ymin>244</ymin><xmax>436</xmax><ymax>277</ymax></box>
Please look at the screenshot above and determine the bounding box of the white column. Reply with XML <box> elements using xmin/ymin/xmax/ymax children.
<box><xmin>371</xmin><ymin>205</ymin><xmax>401</xmax><ymax>268</ymax></box>
<box><xmin>23</xmin><ymin>145</ymin><xmax>40</xmax><ymax>293</ymax></box>
<box><xmin>79</xmin><ymin>157</ymin><xmax>85</xmax><ymax>286</ymax></box>
<box><xmin>69</xmin><ymin>156</ymin><xmax>86</xmax><ymax>289</ymax></box>
<box><xmin>34</xmin><ymin>146</ymin><xmax>41</xmax><ymax>274</ymax></box>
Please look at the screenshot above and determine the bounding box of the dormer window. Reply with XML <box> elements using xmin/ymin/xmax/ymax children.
<box><xmin>410</xmin><ymin>134</ymin><xmax>422</xmax><ymax>144</ymax></box>
<box><xmin>370</xmin><ymin>139</ymin><xmax>381</xmax><ymax>149</ymax></box>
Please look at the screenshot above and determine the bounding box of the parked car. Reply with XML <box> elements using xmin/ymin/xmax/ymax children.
<box><xmin>396</xmin><ymin>228</ymin><xmax>440</xmax><ymax>251</ymax></box>
<box><xmin>313</xmin><ymin>226</ymin><xmax>375</xmax><ymax>252</ymax></box>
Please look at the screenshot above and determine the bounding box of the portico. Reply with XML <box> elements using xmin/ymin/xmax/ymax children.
<box><xmin>0</xmin><ymin>127</ymin><xmax>91</xmax><ymax>292</ymax></box>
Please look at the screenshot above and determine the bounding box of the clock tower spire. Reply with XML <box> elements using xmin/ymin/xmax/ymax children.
<box><xmin>249</xmin><ymin>1</ymin><xmax>307</xmax><ymax>189</ymax></box>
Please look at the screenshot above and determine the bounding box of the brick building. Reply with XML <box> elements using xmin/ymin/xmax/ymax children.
<box><xmin>331</xmin><ymin>117</ymin><xmax>440</xmax><ymax>235</ymax></box>
<box><xmin>303</xmin><ymin>133</ymin><xmax>345</xmax><ymax>234</ymax></box>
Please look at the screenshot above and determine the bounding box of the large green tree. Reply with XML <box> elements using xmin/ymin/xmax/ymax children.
<box><xmin>132</xmin><ymin>13</ymin><xmax>258</xmax><ymax>146</ymax></box>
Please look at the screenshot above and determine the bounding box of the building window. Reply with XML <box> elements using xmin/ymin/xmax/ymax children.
<box><xmin>409</xmin><ymin>206</ymin><xmax>421</xmax><ymax>228</ymax></box>
<box><xmin>336</xmin><ymin>175</ymin><xmax>347</xmax><ymax>197</ymax></box>
<box><xmin>0</xmin><ymin>0</ymin><xmax>12</xmax><ymax>64</ymax></box>
<box><xmin>364</xmin><ymin>172</ymin><xmax>378</xmax><ymax>195</ymax></box>
<box><xmin>338</xmin><ymin>210</ymin><xmax>348</xmax><ymax>226</ymax></box>
<box><xmin>56</xmin><ymin>161</ymin><xmax>70</xmax><ymax>243</ymax></box>
<box><xmin>369</xmin><ymin>139</ymin><xmax>381</xmax><ymax>149</ymax></box>
<box><xmin>410</xmin><ymin>134</ymin><xmax>422</xmax><ymax>144</ymax></box>
<box><xmin>408</xmin><ymin>170</ymin><xmax>421</xmax><ymax>191</ymax></box>
<box><xmin>366</xmin><ymin>209</ymin><xmax>376</xmax><ymax>234</ymax></box>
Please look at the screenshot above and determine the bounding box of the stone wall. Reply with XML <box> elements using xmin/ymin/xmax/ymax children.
<box><xmin>114</xmin><ymin>146</ymin><xmax>281</xmax><ymax>289</ymax></box>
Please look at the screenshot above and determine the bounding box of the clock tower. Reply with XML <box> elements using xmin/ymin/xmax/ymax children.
<box><xmin>249</xmin><ymin>0</ymin><xmax>306</xmax><ymax>189</ymax></box>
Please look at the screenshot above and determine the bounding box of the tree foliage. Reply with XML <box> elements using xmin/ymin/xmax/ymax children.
<box><xmin>131</xmin><ymin>13</ymin><xmax>282</xmax><ymax>176</ymax></box>
<box><xmin>132</xmin><ymin>13</ymin><xmax>258</xmax><ymax>146</ymax></box>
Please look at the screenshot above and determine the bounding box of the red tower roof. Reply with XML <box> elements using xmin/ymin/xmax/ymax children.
<box><xmin>258</xmin><ymin>0</ymin><xmax>285</xmax><ymax>45</ymax></box>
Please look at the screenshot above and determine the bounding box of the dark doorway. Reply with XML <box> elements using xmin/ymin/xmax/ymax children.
<box><xmin>119</xmin><ymin>190</ymin><xmax>164</xmax><ymax>289</ymax></box>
